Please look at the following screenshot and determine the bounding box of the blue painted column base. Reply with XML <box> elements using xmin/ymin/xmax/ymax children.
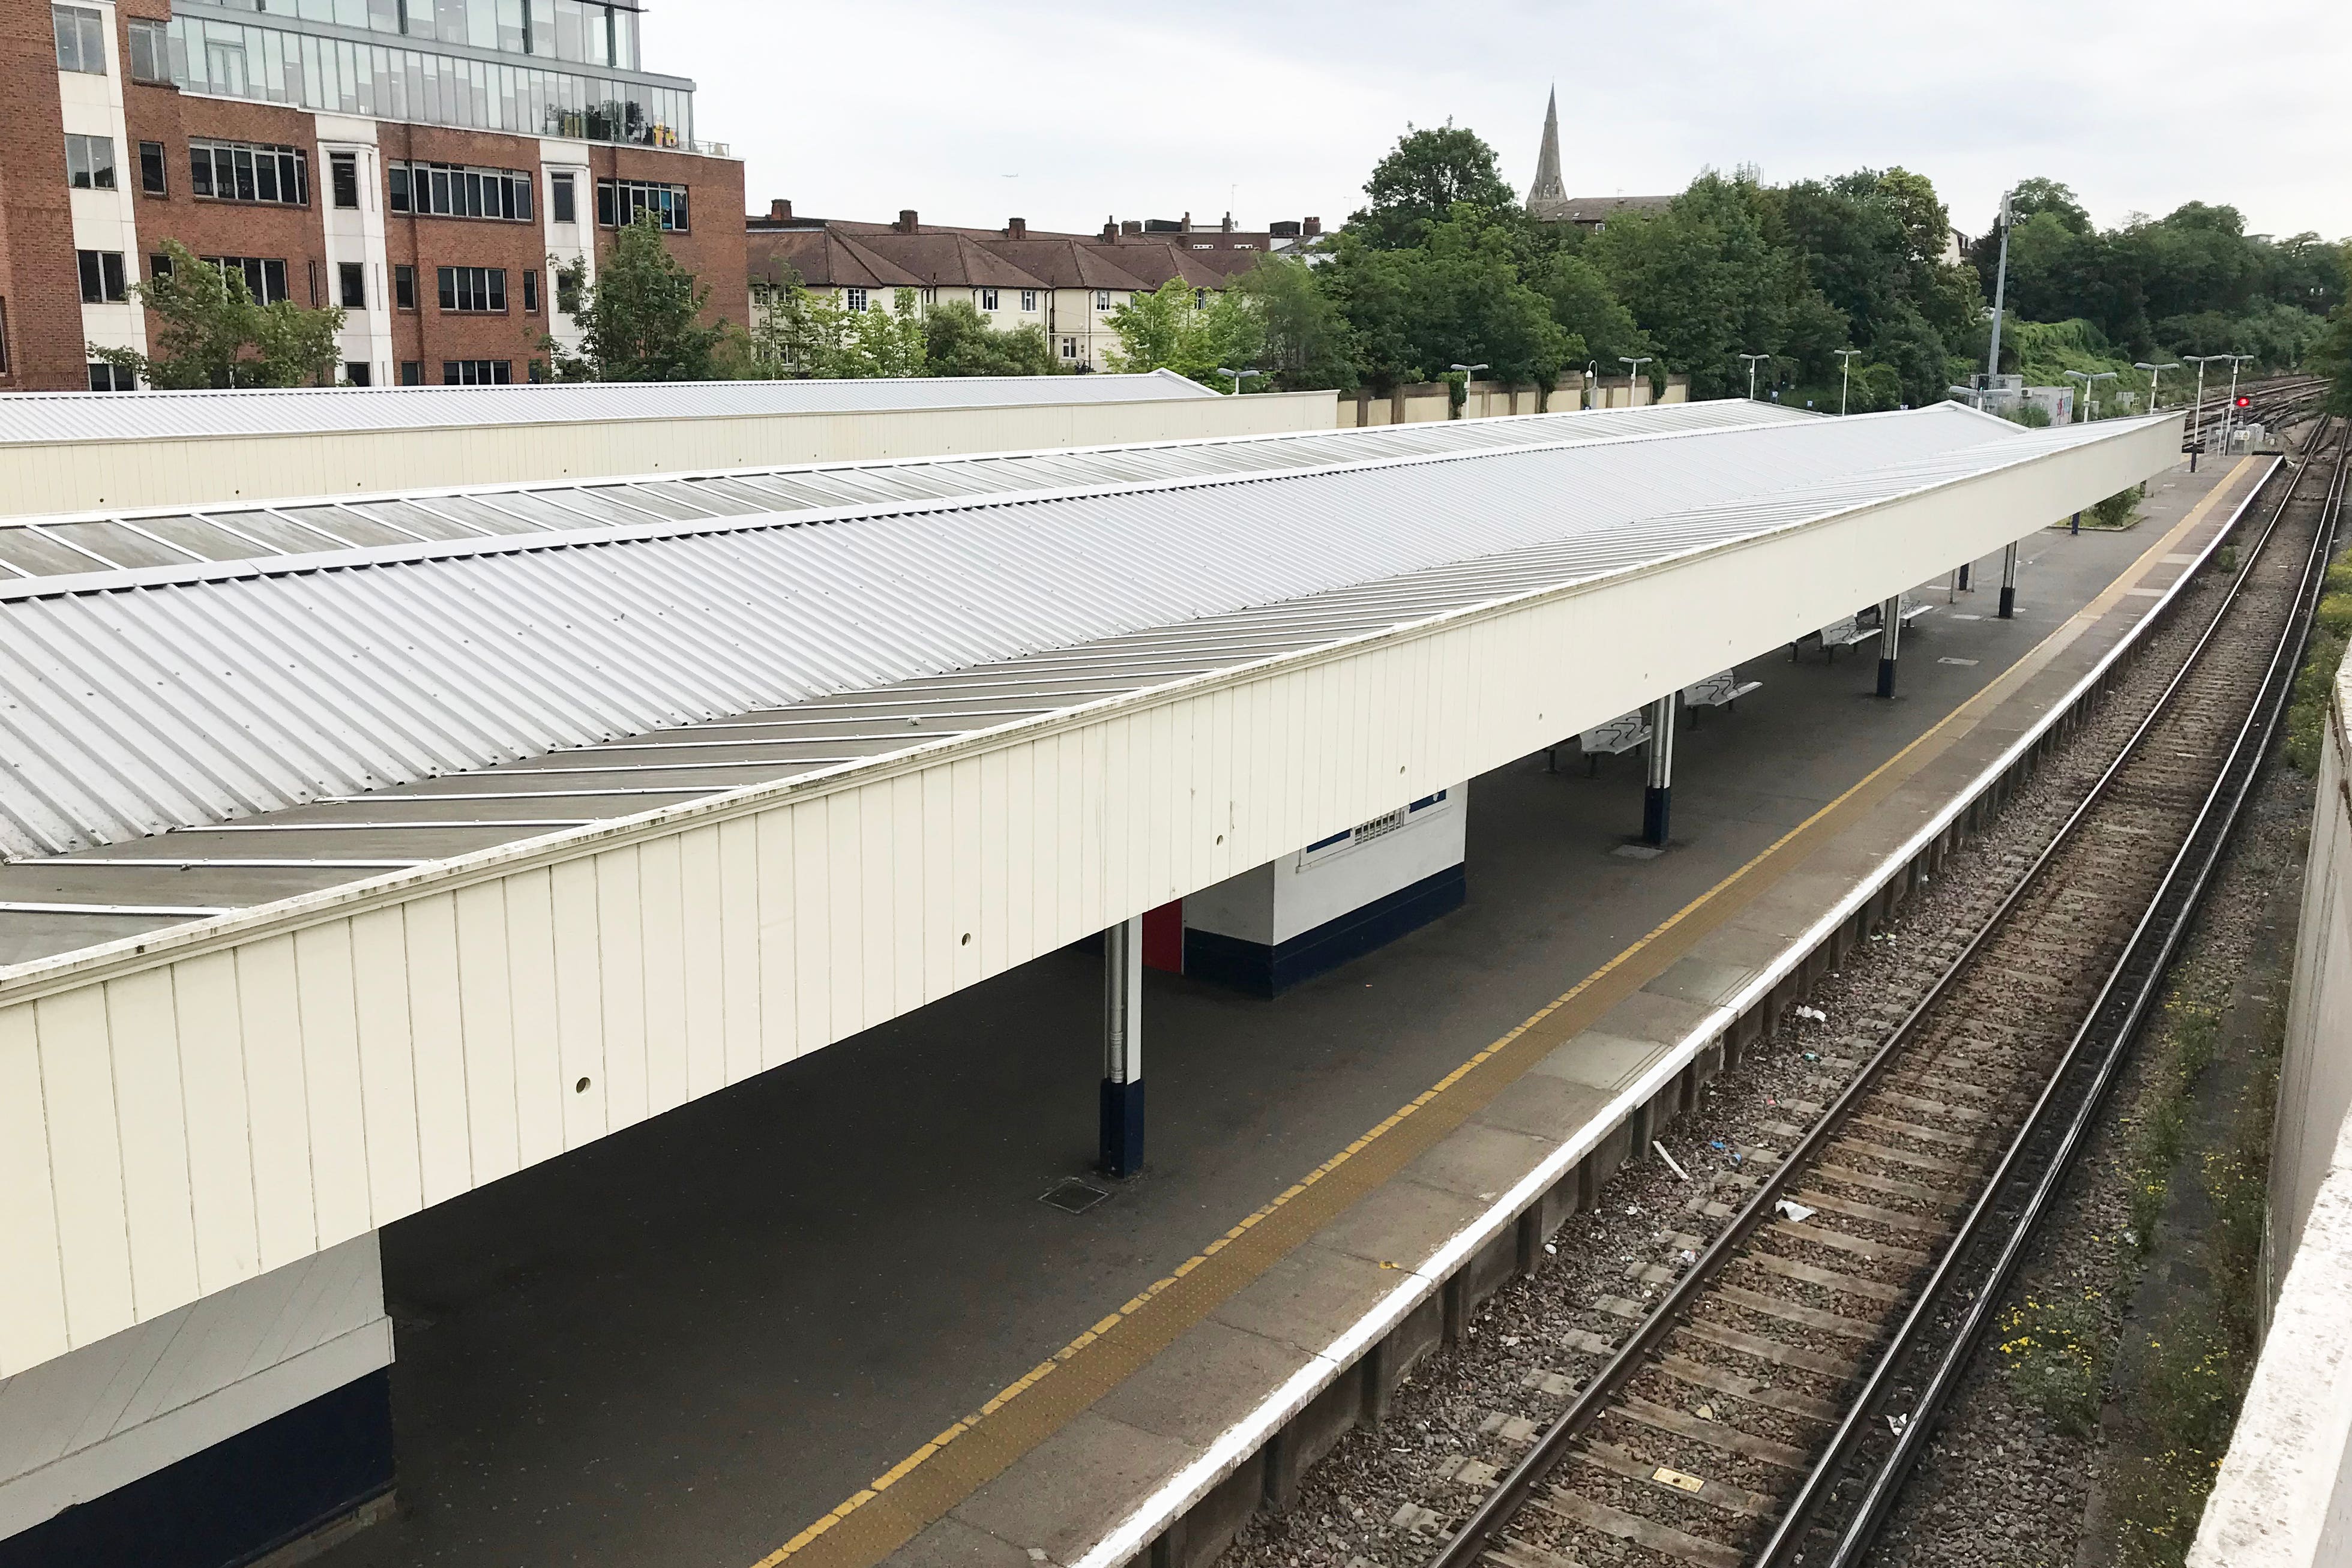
<box><xmin>1642</xmin><ymin>784</ymin><xmax>1671</xmax><ymax>847</ymax></box>
<box><xmin>1877</xmin><ymin>656</ymin><xmax>1898</xmax><ymax>698</ymax></box>
<box><xmin>1099</xmin><ymin>1077</ymin><xmax>1144</xmax><ymax>1178</ymax></box>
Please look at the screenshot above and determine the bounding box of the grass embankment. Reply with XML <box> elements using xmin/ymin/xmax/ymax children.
<box><xmin>2285</xmin><ymin>559</ymin><xmax>2352</xmax><ymax>773</ymax></box>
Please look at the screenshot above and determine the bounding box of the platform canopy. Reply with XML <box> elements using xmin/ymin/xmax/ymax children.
<box><xmin>0</xmin><ymin>369</ymin><xmax>1223</xmax><ymax>449</ymax></box>
<box><xmin>0</xmin><ymin>398</ymin><xmax>2180</xmax><ymax>1377</ymax></box>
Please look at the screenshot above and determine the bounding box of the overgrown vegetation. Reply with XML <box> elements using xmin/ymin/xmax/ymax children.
<box><xmin>2285</xmin><ymin>559</ymin><xmax>2352</xmax><ymax>773</ymax></box>
<box><xmin>2085</xmin><ymin>483</ymin><xmax>2147</xmax><ymax>530</ymax></box>
<box><xmin>92</xmin><ymin>241</ymin><xmax>344</xmax><ymax>388</ymax></box>
<box><xmin>1997</xmin><ymin>1287</ymin><xmax>2111</xmax><ymax>1438</ymax></box>
<box><xmin>2099</xmin><ymin>970</ymin><xmax>2290</xmax><ymax>1566</ymax></box>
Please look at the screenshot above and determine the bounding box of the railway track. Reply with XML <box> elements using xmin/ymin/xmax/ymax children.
<box><xmin>1418</xmin><ymin>423</ymin><xmax>2347</xmax><ymax>1568</ymax></box>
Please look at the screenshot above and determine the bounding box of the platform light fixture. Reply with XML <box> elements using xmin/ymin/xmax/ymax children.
<box><xmin>1620</xmin><ymin>355</ymin><xmax>1653</xmax><ymax>409</ymax></box>
<box><xmin>2132</xmin><ymin>361</ymin><xmax>2179</xmax><ymax>417</ymax></box>
<box><xmin>2064</xmin><ymin>368</ymin><xmax>2117</xmax><ymax>422</ymax></box>
<box><xmin>1835</xmin><ymin>349</ymin><xmax>1863</xmax><ymax>416</ymax></box>
<box><xmin>1214</xmin><ymin>367</ymin><xmax>1263</xmax><ymax>396</ymax></box>
<box><xmin>1738</xmin><ymin>353</ymin><xmax>1771</xmax><ymax>401</ymax></box>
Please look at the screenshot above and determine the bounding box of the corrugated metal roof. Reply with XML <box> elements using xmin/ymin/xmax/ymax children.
<box><xmin>0</xmin><ymin>368</ymin><xmax>1219</xmax><ymax>446</ymax></box>
<box><xmin>0</xmin><ymin>404</ymin><xmax>2147</xmax><ymax>868</ymax></box>
<box><xmin>0</xmin><ymin>400</ymin><xmax>1817</xmax><ymax>583</ymax></box>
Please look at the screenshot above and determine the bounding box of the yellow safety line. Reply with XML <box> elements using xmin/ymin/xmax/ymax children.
<box><xmin>751</xmin><ymin>457</ymin><xmax>2259</xmax><ymax>1568</ymax></box>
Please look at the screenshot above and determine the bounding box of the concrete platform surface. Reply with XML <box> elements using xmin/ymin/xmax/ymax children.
<box><xmin>307</xmin><ymin>458</ymin><xmax>2269</xmax><ymax>1568</ymax></box>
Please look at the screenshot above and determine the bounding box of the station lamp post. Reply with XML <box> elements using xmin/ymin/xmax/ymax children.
<box><xmin>1214</xmin><ymin>366</ymin><xmax>1263</xmax><ymax>397</ymax></box>
<box><xmin>1449</xmin><ymin>362</ymin><xmax>1490</xmax><ymax>420</ymax></box>
<box><xmin>2134</xmin><ymin>360</ymin><xmax>2179</xmax><ymax>416</ymax></box>
<box><xmin>1835</xmin><ymin>349</ymin><xmax>1862</xmax><ymax>415</ymax></box>
<box><xmin>1984</xmin><ymin>190</ymin><xmax>2015</xmax><ymax>406</ymax></box>
<box><xmin>1586</xmin><ymin>359</ymin><xmax>1599</xmax><ymax>410</ymax></box>
<box><xmin>1739</xmin><ymin>353</ymin><xmax>1771</xmax><ymax>401</ymax></box>
<box><xmin>1620</xmin><ymin>355</ymin><xmax>1653</xmax><ymax>409</ymax></box>
<box><xmin>2182</xmin><ymin>354</ymin><xmax>2228</xmax><ymax>468</ymax></box>
<box><xmin>2065</xmin><ymin>368</ymin><xmax>2117</xmax><ymax>422</ymax></box>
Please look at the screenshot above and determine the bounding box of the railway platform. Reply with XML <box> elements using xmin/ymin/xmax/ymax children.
<box><xmin>308</xmin><ymin>454</ymin><xmax>2274</xmax><ymax>1568</ymax></box>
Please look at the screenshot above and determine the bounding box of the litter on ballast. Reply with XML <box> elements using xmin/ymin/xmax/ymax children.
<box><xmin>1796</xmin><ymin>1005</ymin><xmax>1828</xmax><ymax>1022</ymax></box>
<box><xmin>1653</xmin><ymin>1142</ymin><xmax>1692</xmax><ymax>1181</ymax></box>
<box><xmin>1889</xmin><ymin>1413</ymin><xmax>1910</xmax><ymax>1437</ymax></box>
<box><xmin>1776</xmin><ymin>1199</ymin><xmax>1817</xmax><ymax>1224</ymax></box>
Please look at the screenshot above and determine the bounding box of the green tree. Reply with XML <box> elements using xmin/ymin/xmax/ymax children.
<box><xmin>2313</xmin><ymin>305</ymin><xmax>2352</xmax><ymax>415</ymax></box>
<box><xmin>1104</xmin><ymin>278</ymin><xmax>1265</xmax><ymax>385</ymax></box>
<box><xmin>1532</xmin><ymin>251</ymin><xmax>1646</xmax><ymax>370</ymax></box>
<box><xmin>1233</xmin><ymin>258</ymin><xmax>1358</xmax><ymax>391</ymax></box>
<box><xmin>922</xmin><ymin>300</ymin><xmax>1059</xmax><ymax>376</ymax></box>
<box><xmin>1350</xmin><ymin>122</ymin><xmax>1517</xmax><ymax>249</ymax></box>
<box><xmin>91</xmin><ymin>241</ymin><xmax>344</xmax><ymax>389</ymax></box>
<box><xmin>547</xmin><ymin>211</ymin><xmax>729</xmax><ymax>380</ymax></box>
<box><xmin>1588</xmin><ymin>172</ymin><xmax>1799</xmax><ymax>398</ymax></box>
<box><xmin>1325</xmin><ymin>210</ymin><xmax>1568</xmax><ymax>391</ymax></box>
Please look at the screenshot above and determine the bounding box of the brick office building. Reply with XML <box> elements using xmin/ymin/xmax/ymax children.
<box><xmin>1</xmin><ymin>0</ymin><xmax>745</xmax><ymax>392</ymax></box>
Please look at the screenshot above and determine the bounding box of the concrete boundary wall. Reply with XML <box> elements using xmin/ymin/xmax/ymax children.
<box><xmin>2191</xmin><ymin>646</ymin><xmax>2352</xmax><ymax>1568</ymax></box>
<box><xmin>1076</xmin><ymin>461</ymin><xmax>2281</xmax><ymax>1568</ymax></box>
<box><xmin>0</xmin><ymin>391</ymin><xmax>1335</xmax><ymax>517</ymax></box>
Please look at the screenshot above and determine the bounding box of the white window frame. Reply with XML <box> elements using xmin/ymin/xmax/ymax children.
<box><xmin>1095</xmin><ymin>290</ymin><xmax>1111</xmax><ymax>310</ymax></box>
<box><xmin>53</xmin><ymin>5</ymin><xmax>106</xmax><ymax>74</ymax></box>
<box><xmin>979</xmin><ymin>287</ymin><xmax>998</xmax><ymax>311</ymax></box>
<box><xmin>844</xmin><ymin>287</ymin><xmax>868</xmax><ymax>312</ymax></box>
<box><xmin>1020</xmin><ymin>289</ymin><xmax>1036</xmax><ymax>312</ymax></box>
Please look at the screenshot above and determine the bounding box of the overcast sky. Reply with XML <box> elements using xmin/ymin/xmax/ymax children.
<box><xmin>656</xmin><ymin>1</ymin><xmax>2352</xmax><ymax>244</ymax></box>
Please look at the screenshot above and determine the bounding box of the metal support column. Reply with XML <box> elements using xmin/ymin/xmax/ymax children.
<box><xmin>1100</xmin><ymin>916</ymin><xmax>1144</xmax><ymax>1177</ymax></box>
<box><xmin>1642</xmin><ymin>694</ymin><xmax>1675</xmax><ymax>846</ymax></box>
<box><xmin>1875</xmin><ymin>595</ymin><xmax>1902</xmax><ymax>698</ymax></box>
<box><xmin>1999</xmin><ymin>542</ymin><xmax>2019</xmax><ymax>619</ymax></box>
<box><xmin>1956</xmin><ymin>560</ymin><xmax>1972</xmax><ymax>592</ymax></box>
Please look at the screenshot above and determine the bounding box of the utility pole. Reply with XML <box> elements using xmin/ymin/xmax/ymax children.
<box><xmin>1983</xmin><ymin>190</ymin><xmax>2014</xmax><ymax>407</ymax></box>
<box><xmin>1739</xmin><ymin>353</ymin><xmax>1770</xmax><ymax>401</ymax></box>
<box><xmin>1620</xmin><ymin>355</ymin><xmax>1653</xmax><ymax>407</ymax></box>
<box><xmin>1835</xmin><ymin>348</ymin><xmax>1862</xmax><ymax>415</ymax></box>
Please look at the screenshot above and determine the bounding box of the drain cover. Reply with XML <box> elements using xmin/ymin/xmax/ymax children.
<box><xmin>1039</xmin><ymin>1177</ymin><xmax>1110</xmax><ymax>1215</ymax></box>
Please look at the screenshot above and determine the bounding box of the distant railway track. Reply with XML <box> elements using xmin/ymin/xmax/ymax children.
<box><xmin>1419</xmin><ymin>423</ymin><xmax>2345</xmax><ymax>1568</ymax></box>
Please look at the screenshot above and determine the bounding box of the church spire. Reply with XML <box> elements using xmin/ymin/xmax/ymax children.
<box><xmin>1527</xmin><ymin>86</ymin><xmax>1566</xmax><ymax>206</ymax></box>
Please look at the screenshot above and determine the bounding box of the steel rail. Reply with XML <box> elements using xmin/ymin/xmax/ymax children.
<box><xmin>1425</xmin><ymin>439</ymin><xmax>2317</xmax><ymax>1568</ymax></box>
<box><xmin>1776</xmin><ymin>423</ymin><xmax>2348</xmax><ymax>1566</ymax></box>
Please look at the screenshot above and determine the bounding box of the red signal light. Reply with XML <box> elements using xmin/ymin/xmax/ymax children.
<box><xmin>2235</xmin><ymin>396</ymin><xmax>2252</xmax><ymax>407</ymax></box>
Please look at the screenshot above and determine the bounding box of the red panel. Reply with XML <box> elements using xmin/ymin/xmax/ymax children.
<box><xmin>1142</xmin><ymin>900</ymin><xmax>1184</xmax><ymax>973</ymax></box>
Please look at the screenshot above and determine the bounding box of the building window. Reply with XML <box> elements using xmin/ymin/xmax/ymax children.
<box><xmin>1195</xmin><ymin>289</ymin><xmax>1207</xmax><ymax>308</ymax></box>
<box><xmin>344</xmin><ymin>361</ymin><xmax>373</xmax><ymax>386</ymax></box>
<box><xmin>522</xmin><ymin>268</ymin><xmax>539</xmax><ymax>313</ymax></box>
<box><xmin>148</xmin><ymin>252</ymin><xmax>171</xmax><ymax>280</ymax></box>
<box><xmin>127</xmin><ymin>17</ymin><xmax>169</xmax><ymax>83</ymax></box>
<box><xmin>53</xmin><ymin>5</ymin><xmax>105</xmax><ymax>74</ymax></box>
<box><xmin>1060</xmin><ymin>335</ymin><xmax>1077</xmax><ymax>359</ymax></box>
<box><xmin>528</xmin><ymin>358</ymin><xmax>547</xmax><ymax>383</ymax></box>
<box><xmin>399</xmin><ymin>359</ymin><xmax>424</xmax><ymax>385</ymax></box>
<box><xmin>979</xmin><ymin>287</ymin><xmax>999</xmax><ymax>311</ymax></box>
<box><xmin>338</xmin><ymin>262</ymin><xmax>367</xmax><ymax>309</ymax></box>
<box><xmin>1020</xmin><ymin>289</ymin><xmax>1036</xmax><ymax>312</ymax></box>
<box><xmin>594</xmin><ymin>177</ymin><xmax>688</xmax><ymax>231</ymax></box>
<box><xmin>550</xmin><ymin>172</ymin><xmax>577</xmax><ymax>224</ymax></box>
<box><xmin>203</xmin><ymin>256</ymin><xmax>291</xmax><ymax>305</ymax></box>
<box><xmin>844</xmin><ymin>287</ymin><xmax>867</xmax><ymax>313</ymax></box>
<box><xmin>388</xmin><ymin>161</ymin><xmax>532</xmax><ymax>221</ymax></box>
<box><xmin>437</xmin><ymin>265</ymin><xmax>507</xmax><ymax>313</ymax></box>
<box><xmin>65</xmin><ymin>134</ymin><xmax>115</xmax><ymax>190</ymax></box>
<box><xmin>442</xmin><ymin>359</ymin><xmax>513</xmax><ymax>385</ymax></box>
<box><xmin>88</xmin><ymin>362</ymin><xmax>136</xmax><ymax>392</ymax></box>
<box><xmin>189</xmin><ymin>141</ymin><xmax>309</xmax><ymax>206</ymax></box>
<box><xmin>393</xmin><ymin>265</ymin><xmax>417</xmax><ymax>309</ymax></box>
<box><xmin>138</xmin><ymin>141</ymin><xmax>166</xmax><ymax>196</ymax></box>
<box><xmin>331</xmin><ymin>152</ymin><xmax>361</xmax><ymax>209</ymax></box>
<box><xmin>77</xmin><ymin>250</ymin><xmax>127</xmax><ymax>304</ymax></box>
<box><xmin>1094</xmin><ymin>290</ymin><xmax>1111</xmax><ymax>310</ymax></box>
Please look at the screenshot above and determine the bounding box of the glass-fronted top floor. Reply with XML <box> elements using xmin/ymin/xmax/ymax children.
<box><xmin>165</xmin><ymin>1</ymin><xmax>708</xmax><ymax>152</ymax></box>
<box><xmin>205</xmin><ymin>0</ymin><xmax>647</xmax><ymax>71</ymax></box>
